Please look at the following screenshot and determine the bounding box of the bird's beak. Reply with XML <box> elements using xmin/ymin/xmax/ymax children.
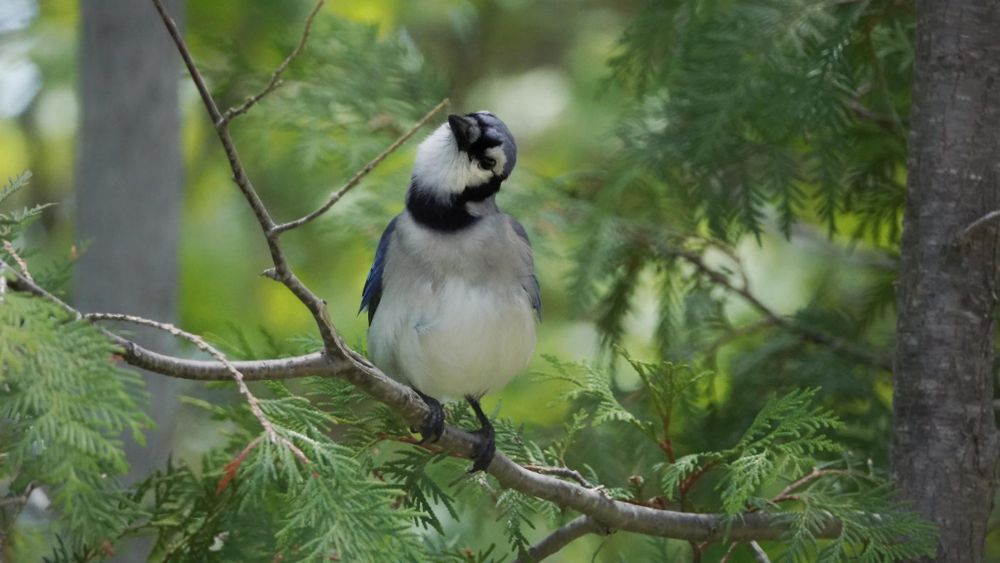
<box><xmin>448</xmin><ymin>114</ymin><xmax>480</xmax><ymax>151</ymax></box>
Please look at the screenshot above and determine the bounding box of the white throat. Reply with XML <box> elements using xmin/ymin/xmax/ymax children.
<box><xmin>411</xmin><ymin>124</ymin><xmax>494</xmax><ymax>199</ymax></box>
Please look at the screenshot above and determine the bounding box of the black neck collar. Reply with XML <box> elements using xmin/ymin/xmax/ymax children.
<box><xmin>406</xmin><ymin>176</ymin><xmax>503</xmax><ymax>232</ymax></box>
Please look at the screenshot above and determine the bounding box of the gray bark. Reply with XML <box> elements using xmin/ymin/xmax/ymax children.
<box><xmin>892</xmin><ymin>1</ymin><xmax>1000</xmax><ymax>561</ymax></box>
<box><xmin>75</xmin><ymin>0</ymin><xmax>183</xmax><ymax>557</ymax></box>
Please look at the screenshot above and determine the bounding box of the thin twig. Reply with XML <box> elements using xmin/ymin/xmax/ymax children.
<box><xmin>719</xmin><ymin>541</ymin><xmax>740</xmax><ymax>563</ymax></box>
<box><xmin>720</xmin><ymin>540</ymin><xmax>771</xmax><ymax>563</ymax></box>
<box><xmin>219</xmin><ymin>0</ymin><xmax>326</xmax><ymax>125</ymax></box>
<box><xmin>959</xmin><ymin>209</ymin><xmax>1000</xmax><ymax>242</ymax></box>
<box><xmin>4</xmin><ymin>261</ymin><xmax>79</xmax><ymax>318</ymax></box>
<box><xmin>513</xmin><ymin>515</ymin><xmax>611</xmax><ymax>563</ymax></box>
<box><xmin>671</xmin><ymin>248</ymin><xmax>892</xmax><ymax>371</ymax></box>
<box><xmin>703</xmin><ymin>318</ymin><xmax>777</xmax><ymax>360</ymax></box>
<box><xmin>85</xmin><ymin>312</ymin><xmax>309</xmax><ymax>465</ymax></box>
<box><xmin>2</xmin><ymin>240</ymin><xmax>32</xmax><ymax>282</ymax></box>
<box><xmin>150</xmin><ymin>0</ymin><xmax>276</xmax><ymax>231</ymax></box>
<box><xmin>523</xmin><ymin>464</ymin><xmax>595</xmax><ymax>488</ymax></box>
<box><xmin>151</xmin><ymin>0</ymin><xmax>343</xmax><ymax>353</ymax></box>
<box><xmin>635</xmin><ymin>228</ymin><xmax>890</xmax><ymax>369</ymax></box>
<box><xmin>270</xmin><ymin>97</ymin><xmax>450</xmax><ymax>235</ymax></box>
<box><xmin>843</xmin><ymin>97</ymin><xmax>896</xmax><ymax>128</ymax></box>
<box><xmin>771</xmin><ymin>468</ymin><xmax>853</xmax><ymax>503</ymax></box>
<box><xmin>748</xmin><ymin>541</ymin><xmax>771</xmax><ymax>563</ymax></box>
<box><xmin>6</xmin><ymin>265</ymin><xmax>338</xmax><ymax>380</ymax></box>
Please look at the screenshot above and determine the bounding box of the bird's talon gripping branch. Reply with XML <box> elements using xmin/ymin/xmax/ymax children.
<box><xmin>466</xmin><ymin>396</ymin><xmax>496</xmax><ymax>473</ymax></box>
<box><xmin>413</xmin><ymin>389</ymin><xmax>445</xmax><ymax>444</ymax></box>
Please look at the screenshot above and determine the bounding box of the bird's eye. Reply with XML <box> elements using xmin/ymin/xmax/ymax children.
<box><xmin>478</xmin><ymin>157</ymin><xmax>496</xmax><ymax>171</ymax></box>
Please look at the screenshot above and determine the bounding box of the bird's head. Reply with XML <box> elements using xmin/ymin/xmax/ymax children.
<box><xmin>410</xmin><ymin>111</ymin><xmax>517</xmax><ymax>202</ymax></box>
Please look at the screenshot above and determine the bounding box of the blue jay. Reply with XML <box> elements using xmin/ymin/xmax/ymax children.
<box><xmin>360</xmin><ymin>111</ymin><xmax>540</xmax><ymax>472</ymax></box>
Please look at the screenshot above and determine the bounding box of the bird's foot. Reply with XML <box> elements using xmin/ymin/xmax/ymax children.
<box><xmin>466</xmin><ymin>396</ymin><xmax>496</xmax><ymax>473</ymax></box>
<box><xmin>411</xmin><ymin>389</ymin><xmax>445</xmax><ymax>444</ymax></box>
<box><xmin>468</xmin><ymin>426</ymin><xmax>495</xmax><ymax>473</ymax></box>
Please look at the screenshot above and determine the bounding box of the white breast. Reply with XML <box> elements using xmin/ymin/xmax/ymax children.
<box><xmin>367</xmin><ymin>213</ymin><xmax>537</xmax><ymax>399</ymax></box>
<box><xmin>369</xmin><ymin>279</ymin><xmax>536</xmax><ymax>399</ymax></box>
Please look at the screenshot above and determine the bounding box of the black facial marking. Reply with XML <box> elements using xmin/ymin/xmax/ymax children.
<box><xmin>465</xmin><ymin>114</ymin><xmax>505</xmax><ymax>177</ymax></box>
<box><xmin>407</xmin><ymin>180</ymin><xmax>478</xmax><ymax>232</ymax></box>
<box><xmin>406</xmin><ymin>176</ymin><xmax>503</xmax><ymax>232</ymax></box>
<box><xmin>470</xmin><ymin>112</ymin><xmax>517</xmax><ymax>179</ymax></box>
<box><xmin>460</xmin><ymin>175</ymin><xmax>503</xmax><ymax>203</ymax></box>
<box><xmin>448</xmin><ymin>114</ymin><xmax>479</xmax><ymax>151</ymax></box>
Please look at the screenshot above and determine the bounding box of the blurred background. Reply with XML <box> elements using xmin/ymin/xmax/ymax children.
<box><xmin>1</xmin><ymin>0</ymin><xmax>958</xmax><ymax>560</ymax></box>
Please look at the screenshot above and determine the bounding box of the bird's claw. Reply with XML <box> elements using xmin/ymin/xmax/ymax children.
<box><xmin>467</xmin><ymin>425</ymin><xmax>495</xmax><ymax>473</ymax></box>
<box><xmin>412</xmin><ymin>390</ymin><xmax>445</xmax><ymax>444</ymax></box>
<box><xmin>417</xmin><ymin>409</ymin><xmax>445</xmax><ymax>444</ymax></box>
<box><xmin>465</xmin><ymin>395</ymin><xmax>495</xmax><ymax>473</ymax></box>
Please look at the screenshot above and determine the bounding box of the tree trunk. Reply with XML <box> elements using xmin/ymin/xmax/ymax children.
<box><xmin>75</xmin><ymin>0</ymin><xmax>184</xmax><ymax>558</ymax></box>
<box><xmin>892</xmin><ymin>1</ymin><xmax>1000</xmax><ymax>561</ymax></box>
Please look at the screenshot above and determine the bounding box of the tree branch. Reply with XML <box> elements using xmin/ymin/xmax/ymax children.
<box><xmin>959</xmin><ymin>209</ymin><xmax>1000</xmax><ymax>242</ymax></box>
<box><xmin>151</xmin><ymin>0</ymin><xmax>342</xmax><ymax>353</ymax></box>
<box><xmin>6</xmin><ymin>269</ymin><xmax>339</xmax><ymax>381</ymax></box>
<box><xmin>513</xmin><ymin>515</ymin><xmax>611</xmax><ymax>563</ymax></box>
<box><xmin>721</xmin><ymin>540</ymin><xmax>771</xmax><ymax>563</ymax></box>
<box><xmin>270</xmin><ymin>97</ymin><xmax>450</xmax><ymax>235</ymax></box>
<box><xmin>219</xmin><ymin>0</ymin><xmax>325</xmax><ymax>125</ymax></box>
<box><xmin>748</xmin><ymin>541</ymin><xmax>772</xmax><ymax>563</ymax></box>
<box><xmin>2</xmin><ymin>240</ymin><xmax>31</xmax><ymax>282</ymax></box>
<box><xmin>85</xmin><ymin>312</ymin><xmax>309</xmax><ymax>465</ymax></box>
<box><xmin>703</xmin><ymin>318</ymin><xmax>777</xmax><ymax>361</ymax></box>
<box><xmin>121</xmin><ymin>348</ymin><xmax>341</xmax><ymax>381</ymax></box>
<box><xmin>671</xmin><ymin>248</ymin><xmax>892</xmax><ymax>371</ymax></box>
<box><xmin>523</xmin><ymin>464</ymin><xmax>595</xmax><ymax>488</ymax></box>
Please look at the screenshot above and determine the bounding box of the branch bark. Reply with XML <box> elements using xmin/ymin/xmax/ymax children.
<box><xmin>523</xmin><ymin>464</ymin><xmax>595</xmax><ymax>488</ymax></box>
<box><xmin>958</xmin><ymin>209</ymin><xmax>1000</xmax><ymax>242</ymax></box>
<box><xmin>2</xmin><ymin>241</ymin><xmax>31</xmax><ymax>281</ymax></box>
<box><xmin>86</xmin><ymin>312</ymin><xmax>309</xmax><ymax>465</ymax></box>
<box><xmin>513</xmin><ymin>515</ymin><xmax>610</xmax><ymax>563</ymax></box>
<box><xmin>6</xmin><ymin>271</ymin><xmax>341</xmax><ymax>381</ymax></box>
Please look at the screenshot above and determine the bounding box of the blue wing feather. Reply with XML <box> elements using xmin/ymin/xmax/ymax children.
<box><xmin>360</xmin><ymin>216</ymin><xmax>398</xmax><ymax>324</ymax></box>
<box><xmin>510</xmin><ymin>218</ymin><xmax>542</xmax><ymax>320</ymax></box>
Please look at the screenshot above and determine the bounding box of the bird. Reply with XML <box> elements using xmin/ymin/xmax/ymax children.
<box><xmin>360</xmin><ymin>111</ymin><xmax>540</xmax><ymax>473</ymax></box>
